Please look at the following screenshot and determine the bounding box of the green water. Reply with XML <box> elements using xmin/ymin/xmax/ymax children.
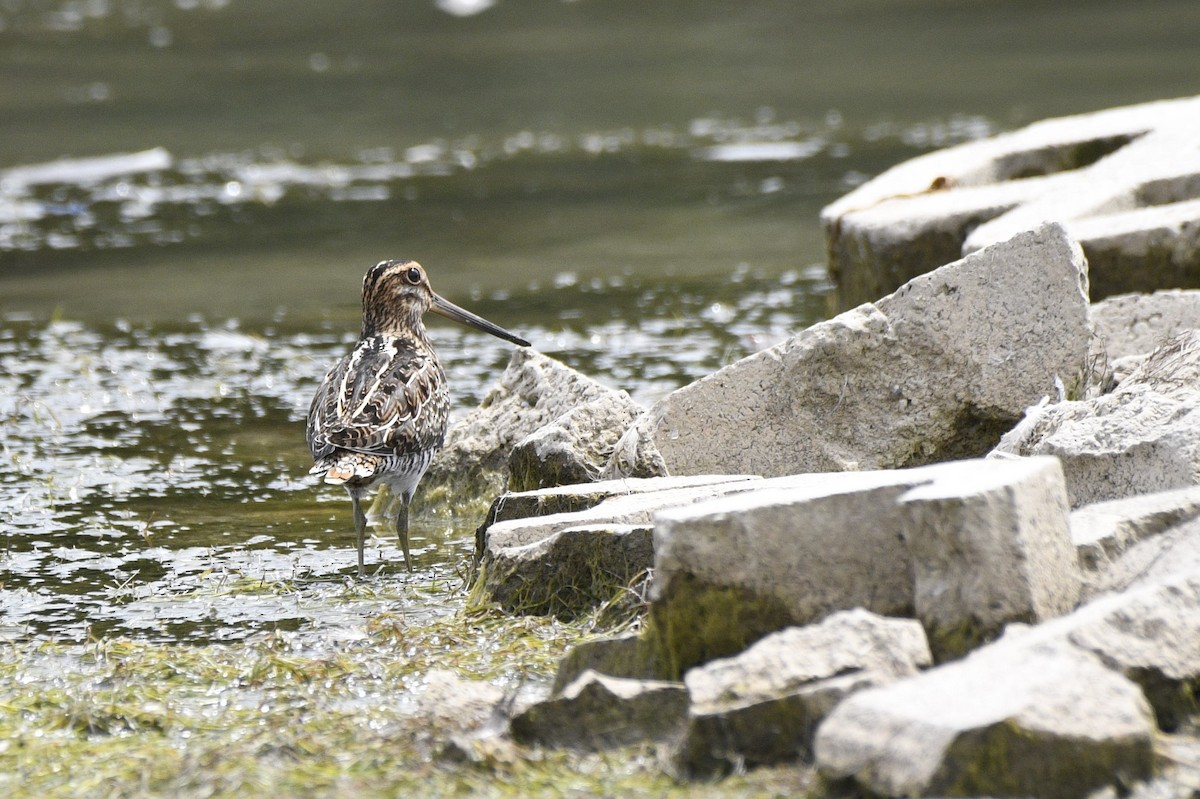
<box><xmin>2</xmin><ymin>0</ymin><xmax>1200</xmax><ymax>643</ymax></box>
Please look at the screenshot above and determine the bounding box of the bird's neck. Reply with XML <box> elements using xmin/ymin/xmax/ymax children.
<box><xmin>360</xmin><ymin>303</ymin><xmax>427</xmax><ymax>340</ymax></box>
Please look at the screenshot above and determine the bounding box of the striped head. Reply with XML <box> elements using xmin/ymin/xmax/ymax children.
<box><xmin>360</xmin><ymin>259</ymin><xmax>435</xmax><ymax>338</ymax></box>
<box><xmin>358</xmin><ymin>259</ymin><xmax>531</xmax><ymax>347</ymax></box>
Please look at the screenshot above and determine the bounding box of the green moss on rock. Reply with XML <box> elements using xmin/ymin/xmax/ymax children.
<box><xmin>646</xmin><ymin>572</ymin><xmax>798</xmax><ymax>680</ymax></box>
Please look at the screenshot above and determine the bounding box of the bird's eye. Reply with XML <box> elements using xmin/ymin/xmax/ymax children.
<box><xmin>405</xmin><ymin>266</ymin><xmax>422</xmax><ymax>284</ymax></box>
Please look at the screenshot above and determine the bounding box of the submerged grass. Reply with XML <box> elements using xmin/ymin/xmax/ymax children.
<box><xmin>0</xmin><ymin>590</ymin><xmax>818</xmax><ymax>798</ymax></box>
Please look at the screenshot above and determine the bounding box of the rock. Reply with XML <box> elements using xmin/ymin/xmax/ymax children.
<box><xmin>672</xmin><ymin>609</ymin><xmax>931</xmax><ymax>778</ymax></box>
<box><xmin>422</xmin><ymin>669</ymin><xmax>530</xmax><ymax>767</ymax></box>
<box><xmin>816</xmin><ymin>565</ymin><xmax>1200</xmax><ymax>796</ymax></box>
<box><xmin>507</xmin><ymin>391</ymin><xmax>643</xmax><ymax>491</ymax></box>
<box><xmin>1070</xmin><ymin>485</ymin><xmax>1200</xmax><ymax>572</ymax></box>
<box><xmin>605</xmin><ymin>223</ymin><xmax>1090</xmax><ymax>480</ymax></box>
<box><xmin>509</xmin><ymin>670</ymin><xmax>688</xmax><ymax>751</ymax></box>
<box><xmin>899</xmin><ymin>456</ymin><xmax>1080</xmax><ymax>660</ymax></box>
<box><xmin>994</xmin><ymin>330</ymin><xmax>1200</xmax><ymax>507</ymax></box>
<box><xmin>418</xmin><ymin>669</ymin><xmax>513</xmax><ymax>732</ymax></box>
<box><xmin>422</xmin><ymin>348</ymin><xmax>638</xmax><ymax>515</ymax></box>
<box><xmin>1092</xmin><ymin>289</ymin><xmax>1200</xmax><ymax>361</ymax></box>
<box><xmin>1084</xmin><ymin>285</ymin><xmax>1200</xmax><ymax>389</ymax></box>
<box><xmin>822</xmin><ymin>95</ymin><xmax>1200</xmax><ymax>309</ymax></box>
<box><xmin>1061</xmin><ymin>573</ymin><xmax>1200</xmax><ymax>730</ymax></box>
<box><xmin>1125</xmin><ymin>737</ymin><xmax>1200</xmax><ymax>799</ymax></box>
<box><xmin>481</xmin><ymin>474</ymin><xmax>752</xmax><ymax>529</ymax></box>
<box><xmin>814</xmin><ymin>639</ymin><xmax>1156</xmax><ymax>799</ymax></box>
<box><xmin>1086</xmin><ymin>517</ymin><xmax>1200</xmax><ymax>600</ymax></box>
<box><xmin>650</xmin><ymin>470</ymin><xmax>924</xmax><ymax>676</ymax></box>
<box><xmin>472</xmin><ymin>475</ymin><xmax>760</xmax><ymax>617</ymax></box>
<box><xmin>480</xmin><ymin>523</ymin><xmax>653</xmax><ymax>619</ymax></box>
<box><xmin>648</xmin><ymin>457</ymin><xmax>1075</xmax><ymax>676</ymax></box>
<box><xmin>551</xmin><ymin>632</ymin><xmax>662</xmax><ymax>694</ymax></box>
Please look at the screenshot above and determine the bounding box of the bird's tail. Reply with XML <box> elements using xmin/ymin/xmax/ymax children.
<box><xmin>310</xmin><ymin>452</ymin><xmax>384</xmax><ymax>485</ymax></box>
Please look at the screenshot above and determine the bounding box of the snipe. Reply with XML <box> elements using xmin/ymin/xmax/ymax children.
<box><xmin>306</xmin><ymin>259</ymin><xmax>529</xmax><ymax>576</ymax></box>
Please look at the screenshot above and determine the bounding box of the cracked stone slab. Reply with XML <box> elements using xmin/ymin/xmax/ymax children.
<box><xmin>606</xmin><ymin>223</ymin><xmax>1090</xmax><ymax>479</ymax></box>
<box><xmin>509</xmin><ymin>670</ymin><xmax>688</xmax><ymax>751</ymax></box>
<box><xmin>814</xmin><ymin>639</ymin><xmax>1155</xmax><ymax>799</ymax></box>
<box><xmin>1070</xmin><ymin>485</ymin><xmax>1200</xmax><ymax>572</ymax></box>
<box><xmin>648</xmin><ymin>456</ymin><xmax>1078</xmax><ymax>675</ymax></box>
<box><xmin>473</xmin><ymin>475</ymin><xmax>761</xmax><ymax>617</ymax></box>
<box><xmin>1092</xmin><ymin>289</ymin><xmax>1200</xmax><ymax>362</ymax></box>
<box><xmin>994</xmin><ymin>329</ymin><xmax>1200</xmax><ymax>507</ymax></box>
<box><xmin>672</xmin><ymin>609</ymin><xmax>931</xmax><ymax>777</ymax></box>
<box><xmin>823</xmin><ymin>95</ymin><xmax>1200</xmax><ymax>308</ymax></box>
<box><xmin>423</xmin><ymin>347</ymin><xmax>637</xmax><ymax>511</ymax></box>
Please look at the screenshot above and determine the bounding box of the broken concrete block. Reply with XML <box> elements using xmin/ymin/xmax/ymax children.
<box><xmin>1086</xmin><ymin>517</ymin><xmax>1200</xmax><ymax>600</ymax></box>
<box><xmin>507</xmin><ymin>391</ymin><xmax>644</xmax><ymax>491</ymax></box>
<box><xmin>817</xmin><ymin>567</ymin><xmax>1200</xmax><ymax>796</ymax></box>
<box><xmin>423</xmin><ymin>348</ymin><xmax>634</xmax><ymax>514</ymax></box>
<box><xmin>648</xmin><ymin>457</ymin><xmax>1073</xmax><ymax>676</ymax></box>
<box><xmin>814</xmin><ymin>640</ymin><xmax>1155</xmax><ymax>799</ymax></box>
<box><xmin>673</xmin><ymin>609</ymin><xmax>931</xmax><ymax>777</ymax></box>
<box><xmin>509</xmin><ymin>670</ymin><xmax>688</xmax><ymax>751</ymax></box>
<box><xmin>823</xmin><ymin>95</ymin><xmax>1200</xmax><ymax>309</ymax></box>
<box><xmin>480</xmin><ymin>523</ymin><xmax>652</xmax><ymax>618</ymax></box>
<box><xmin>994</xmin><ymin>330</ymin><xmax>1200</xmax><ymax>507</ymax></box>
<box><xmin>1062</xmin><ymin>573</ymin><xmax>1200</xmax><ymax>730</ymax></box>
<box><xmin>480</xmin><ymin>474</ymin><xmax>759</xmax><ymax>528</ymax></box>
<box><xmin>418</xmin><ymin>669</ymin><xmax>513</xmax><ymax>733</ymax></box>
<box><xmin>473</xmin><ymin>475</ymin><xmax>761</xmax><ymax>617</ymax></box>
<box><xmin>899</xmin><ymin>456</ymin><xmax>1080</xmax><ymax>660</ymax></box>
<box><xmin>1070</xmin><ymin>485</ymin><xmax>1200</xmax><ymax>572</ymax></box>
<box><xmin>551</xmin><ymin>632</ymin><xmax>663</xmax><ymax>694</ymax></box>
<box><xmin>650</xmin><ymin>471</ymin><xmax>925</xmax><ymax>676</ymax></box>
<box><xmin>1092</xmin><ymin>289</ymin><xmax>1200</xmax><ymax>361</ymax></box>
<box><xmin>606</xmin><ymin>223</ymin><xmax>1090</xmax><ymax>480</ymax></box>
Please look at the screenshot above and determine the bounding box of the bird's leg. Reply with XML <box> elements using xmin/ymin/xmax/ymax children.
<box><xmin>350</xmin><ymin>491</ymin><xmax>367</xmax><ymax>578</ymax></box>
<box><xmin>395</xmin><ymin>495</ymin><xmax>413</xmax><ymax>573</ymax></box>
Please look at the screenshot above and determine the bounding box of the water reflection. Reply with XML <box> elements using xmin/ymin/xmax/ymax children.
<box><xmin>0</xmin><ymin>112</ymin><xmax>869</xmax><ymax>254</ymax></box>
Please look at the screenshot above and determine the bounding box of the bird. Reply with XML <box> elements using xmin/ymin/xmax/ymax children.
<box><xmin>306</xmin><ymin>259</ymin><xmax>529</xmax><ymax>576</ymax></box>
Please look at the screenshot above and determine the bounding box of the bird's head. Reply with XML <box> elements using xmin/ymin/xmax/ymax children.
<box><xmin>360</xmin><ymin>259</ymin><xmax>529</xmax><ymax>347</ymax></box>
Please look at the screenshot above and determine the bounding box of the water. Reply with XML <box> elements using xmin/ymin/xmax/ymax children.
<box><xmin>3</xmin><ymin>0</ymin><xmax>1200</xmax><ymax>643</ymax></box>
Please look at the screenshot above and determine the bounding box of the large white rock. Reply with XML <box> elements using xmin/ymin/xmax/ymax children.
<box><xmin>1070</xmin><ymin>485</ymin><xmax>1200</xmax><ymax>572</ymax></box>
<box><xmin>673</xmin><ymin>609</ymin><xmax>931</xmax><ymax>777</ymax></box>
<box><xmin>605</xmin><ymin>223</ymin><xmax>1090</xmax><ymax>480</ymax></box>
<box><xmin>816</xmin><ymin>570</ymin><xmax>1200</xmax><ymax>796</ymax></box>
<box><xmin>424</xmin><ymin>348</ymin><xmax>638</xmax><ymax>511</ymax></box>
<box><xmin>823</xmin><ymin>95</ymin><xmax>1200</xmax><ymax>308</ymax></box>
<box><xmin>814</xmin><ymin>639</ymin><xmax>1155</xmax><ymax>799</ymax></box>
<box><xmin>507</xmin><ymin>391</ymin><xmax>644</xmax><ymax>490</ymax></box>
<box><xmin>994</xmin><ymin>330</ymin><xmax>1200</xmax><ymax>507</ymax></box>
<box><xmin>1092</xmin><ymin>289</ymin><xmax>1200</xmax><ymax>361</ymax></box>
<box><xmin>480</xmin><ymin>474</ymin><xmax>760</xmax><ymax>528</ymax></box>
<box><xmin>648</xmin><ymin>457</ymin><xmax>1078</xmax><ymax>674</ymax></box>
<box><xmin>1087</xmin><ymin>517</ymin><xmax>1200</xmax><ymax>600</ymax></box>
<box><xmin>1063</xmin><ymin>572</ymin><xmax>1200</xmax><ymax>730</ymax></box>
<box><xmin>900</xmin><ymin>456</ymin><xmax>1079</xmax><ymax>659</ymax></box>
<box><xmin>473</xmin><ymin>475</ymin><xmax>761</xmax><ymax>616</ymax></box>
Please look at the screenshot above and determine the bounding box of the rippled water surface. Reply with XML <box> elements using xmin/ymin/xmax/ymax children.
<box><xmin>0</xmin><ymin>270</ymin><xmax>828</xmax><ymax>641</ymax></box>
<box><xmin>3</xmin><ymin>0</ymin><xmax>1200</xmax><ymax>643</ymax></box>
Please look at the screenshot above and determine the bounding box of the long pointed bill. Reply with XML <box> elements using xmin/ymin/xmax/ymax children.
<box><xmin>430</xmin><ymin>293</ymin><xmax>530</xmax><ymax>347</ymax></box>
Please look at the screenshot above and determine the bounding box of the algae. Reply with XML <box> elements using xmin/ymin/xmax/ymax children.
<box><xmin>478</xmin><ymin>527</ymin><xmax>654</xmax><ymax>620</ymax></box>
<box><xmin>646</xmin><ymin>572</ymin><xmax>798</xmax><ymax>680</ymax></box>
<box><xmin>933</xmin><ymin>719</ymin><xmax>1155</xmax><ymax>799</ymax></box>
<box><xmin>0</xmin><ymin>619</ymin><xmax>822</xmax><ymax>799</ymax></box>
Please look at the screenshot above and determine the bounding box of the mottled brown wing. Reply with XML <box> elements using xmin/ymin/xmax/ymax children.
<box><xmin>306</xmin><ymin>335</ymin><xmax>448</xmax><ymax>461</ymax></box>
